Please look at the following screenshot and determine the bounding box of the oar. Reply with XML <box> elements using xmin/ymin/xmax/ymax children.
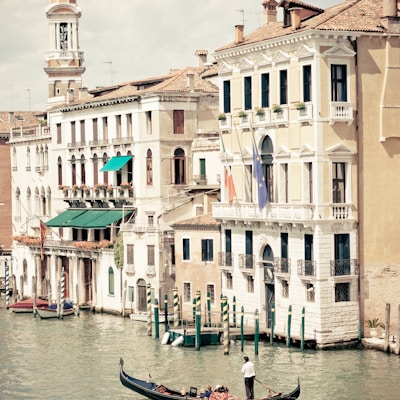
<box><xmin>255</xmin><ymin>378</ymin><xmax>281</xmax><ymax>397</ymax></box>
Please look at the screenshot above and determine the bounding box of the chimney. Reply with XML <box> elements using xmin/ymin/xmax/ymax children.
<box><xmin>187</xmin><ymin>73</ymin><xmax>195</xmax><ymax>92</ymax></box>
<box><xmin>383</xmin><ymin>0</ymin><xmax>397</xmax><ymax>17</ymax></box>
<box><xmin>235</xmin><ymin>25</ymin><xmax>244</xmax><ymax>44</ymax></box>
<box><xmin>8</xmin><ymin>112</ymin><xmax>14</xmax><ymax>123</ymax></box>
<box><xmin>262</xmin><ymin>0</ymin><xmax>278</xmax><ymax>25</ymax></box>
<box><xmin>66</xmin><ymin>88</ymin><xmax>74</xmax><ymax>103</ymax></box>
<box><xmin>195</xmin><ymin>50</ymin><xmax>208</xmax><ymax>67</ymax></box>
<box><xmin>290</xmin><ymin>7</ymin><xmax>302</xmax><ymax>30</ymax></box>
<box><xmin>79</xmin><ymin>87</ymin><xmax>88</xmax><ymax>100</ymax></box>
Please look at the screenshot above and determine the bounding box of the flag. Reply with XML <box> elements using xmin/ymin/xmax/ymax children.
<box><xmin>220</xmin><ymin>135</ymin><xmax>236</xmax><ymax>204</ymax></box>
<box><xmin>40</xmin><ymin>220</ymin><xmax>49</xmax><ymax>260</ymax></box>
<box><xmin>252</xmin><ymin>141</ymin><xmax>268</xmax><ymax>210</ymax></box>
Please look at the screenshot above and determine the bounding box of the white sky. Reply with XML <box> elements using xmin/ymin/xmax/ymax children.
<box><xmin>0</xmin><ymin>0</ymin><xmax>339</xmax><ymax>111</ymax></box>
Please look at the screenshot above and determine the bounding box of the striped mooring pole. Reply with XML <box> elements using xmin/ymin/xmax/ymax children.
<box><xmin>254</xmin><ymin>309</ymin><xmax>259</xmax><ymax>355</ymax></box>
<box><xmin>301</xmin><ymin>306</ymin><xmax>305</xmax><ymax>351</ymax></box>
<box><xmin>287</xmin><ymin>305</ymin><xmax>292</xmax><ymax>348</ymax></box>
<box><xmin>164</xmin><ymin>294</ymin><xmax>168</xmax><ymax>331</ymax></box>
<box><xmin>223</xmin><ymin>296</ymin><xmax>230</xmax><ymax>355</ymax></box>
<box><xmin>195</xmin><ymin>290</ymin><xmax>201</xmax><ymax>351</ymax></box>
<box><xmin>147</xmin><ymin>284</ymin><xmax>152</xmax><ymax>336</ymax></box>
<box><xmin>240</xmin><ymin>306</ymin><xmax>244</xmax><ymax>352</ymax></box>
<box><xmin>232</xmin><ymin>296</ymin><xmax>237</xmax><ymax>328</ymax></box>
<box><xmin>173</xmin><ymin>287</ymin><xmax>179</xmax><ymax>328</ymax></box>
<box><xmin>60</xmin><ymin>268</ymin><xmax>65</xmax><ymax>319</ymax></box>
<box><xmin>4</xmin><ymin>259</ymin><xmax>9</xmax><ymax>309</ymax></box>
<box><xmin>270</xmin><ymin>302</ymin><xmax>275</xmax><ymax>345</ymax></box>
<box><xmin>207</xmin><ymin>292</ymin><xmax>211</xmax><ymax>327</ymax></box>
<box><xmin>154</xmin><ymin>299</ymin><xmax>159</xmax><ymax>339</ymax></box>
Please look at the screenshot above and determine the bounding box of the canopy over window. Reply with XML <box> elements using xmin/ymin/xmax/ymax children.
<box><xmin>100</xmin><ymin>156</ymin><xmax>131</xmax><ymax>172</ymax></box>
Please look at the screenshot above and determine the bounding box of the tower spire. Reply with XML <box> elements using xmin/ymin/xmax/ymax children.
<box><xmin>44</xmin><ymin>0</ymin><xmax>85</xmax><ymax>107</ymax></box>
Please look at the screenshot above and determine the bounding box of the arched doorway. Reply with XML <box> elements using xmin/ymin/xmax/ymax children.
<box><xmin>262</xmin><ymin>244</ymin><xmax>275</xmax><ymax>328</ymax></box>
<box><xmin>137</xmin><ymin>279</ymin><xmax>147</xmax><ymax>312</ymax></box>
<box><xmin>261</xmin><ymin>135</ymin><xmax>274</xmax><ymax>202</ymax></box>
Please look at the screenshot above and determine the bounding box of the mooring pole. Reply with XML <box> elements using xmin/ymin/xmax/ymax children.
<box><xmin>270</xmin><ymin>302</ymin><xmax>275</xmax><ymax>345</ymax></box>
<box><xmin>147</xmin><ymin>284</ymin><xmax>152</xmax><ymax>337</ymax></box>
<box><xmin>301</xmin><ymin>306</ymin><xmax>305</xmax><ymax>351</ymax></box>
<box><xmin>154</xmin><ymin>299</ymin><xmax>159</xmax><ymax>339</ymax></box>
<box><xmin>384</xmin><ymin>303</ymin><xmax>391</xmax><ymax>353</ymax></box>
<box><xmin>173</xmin><ymin>287</ymin><xmax>179</xmax><ymax>328</ymax></box>
<box><xmin>4</xmin><ymin>259</ymin><xmax>9</xmax><ymax>309</ymax></box>
<box><xmin>240</xmin><ymin>306</ymin><xmax>244</xmax><ymax>352</ymax></box>
<box><xmin>223</xmin><ymin>296</ymin><xmax>229</xmax><ymax>355</ymax></box>
<box><xmin>287</xmin><ymin>305</ymin><xmax>292</xmax><ymax>347</ymax></box>
<box><xmin>233</xmin><ymin>296</ymin><xmax>237</xmax><ymax>328</ymax></box>
<box><xmin>254</xmin><ymin>309</ymin><xmax>259</xmax><ymax>355</ymax></box>
<box><xmin>164</xmin><ymin>294</ymin><xmax>168</xmax><ymax>331</ymax></box>
<box><xmin>207</xmin><ymin>292</ymin><xmax>211</xmax><ymax>327</ymax></box>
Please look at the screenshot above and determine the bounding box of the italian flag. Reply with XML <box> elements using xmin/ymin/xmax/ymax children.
<box><xmin>220</xmin><ymin>135</ymin><xmax>236</xmax><ymax>204</ymax></box>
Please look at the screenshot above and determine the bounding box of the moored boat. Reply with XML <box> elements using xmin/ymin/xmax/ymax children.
<box><xmin>37</xmin><ymin>300</ymin><xmax>75</xmax><ymax>319</ymax></box>
<box><xmin>119</xmin><ymin>358</ymin><xmax>300</xmax><ymax>400</ymax></box>
<box><xmin>129</xmin><ymin>312</ymin><xmax>173</xmax><ymax>323</ymax></box>
<box><xmin>9</xmin><ymin>298</ymin><xmax>48</xmax><ymax>313</ymax></box>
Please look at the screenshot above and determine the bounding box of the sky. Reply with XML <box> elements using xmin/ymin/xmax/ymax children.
<box><xmin>0</xmin><ymin>0</ymin><xmax>340</xmax><ymax>111</ymax></box>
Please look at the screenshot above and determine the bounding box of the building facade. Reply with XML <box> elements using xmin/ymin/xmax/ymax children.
<box><xmin>212</xmin><ymin>0</ymin><xmax>400</xmax><ymax>347</ymax></box>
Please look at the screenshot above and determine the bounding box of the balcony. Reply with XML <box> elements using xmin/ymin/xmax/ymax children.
<box><xmin>218</xmin><ymin>114</ymin><xmax>232</xmax><ymax>131</ymax></box>
<box><xmin>297</xmin><ymin>103</ymin><xmax>313</xmax><ymax>123</ymax></box>
<box><xmin>67</xmin><ymin>141</ymin><xmax>86</xmax><ymax>149</ymax></box>
<box><xmin>298</xmin><ymin>260</ymin><xmax>316</xmax><ymax>277</ymax></box>
<box><xmin>253</xmin><ymin>109</ymin><xmax>271</xmax><ymax>125</ymax></box>
<box><xmin>89</xmin><ymin>139</ymin><xmax>109</xmax><ymax>147</ymax></box>
<box><xmin>112</xmin><ymin>137</ymin><xmax>133</xmax><ymax>146</ymax></box>
<box><xmin>331</xmin><ymin>203</ymin><xmax>352</xmax><ymax>219</ymax></box>
<box><xmin>272</xmin><ymin>106</ymin><xmax>289</xmax><ymax>126</ymax></box>
<box><xmin>193</xmin><ymin>174</ymin><xmax>207</xmax><ymax>185</ymax></box>
<box><xmin>238</xmin><ymin>254</ymin><xmax>255</xmax><ymax>275</ymax></box>
<box><xmin>218</xmin><ymin>252</ymin><xmax>233</xmax><ymax>272</ymax></box>
<box><xmin>329</xmin><ymin>102</ymin><xmax>354</xmax><ymax>125</ymax></box>
<box><xmin>274</xmin><ymin>257</ymin><xmax>291</xmax><ymax>275</ymax></box>
<box><xmin>330</xmin><ymin>259</ymin><xmax>359</xmax><ymax>277</ymax></box>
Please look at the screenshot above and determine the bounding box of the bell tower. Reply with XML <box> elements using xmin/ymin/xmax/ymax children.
<box><xmin>44</xmin><ymin>0</ymin><xmax>85</xmax><ymax>107</ymax></box>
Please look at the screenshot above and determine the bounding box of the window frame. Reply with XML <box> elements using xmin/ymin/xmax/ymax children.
<box><xmin>243</xmin><ymin>75</ymin><xmax>252</xmax><ymax>111</ymax></box>
<box><xmin>330</xmin><ymin>64</ymin><xmax>348</xmax><ymax>102</ymax></box>
<box><xmin>261</xmin><ymin>72</ymin><xmax>270</xmax><ymax>109</ymax></box>
<box><xmin>201</xmin><ymin>239</ymin><xmax>214</xmax><ymax>262</ymax></box>
<box><xmin>182</xmin><ymin>238</ymin><xmax>190</xmax><ymax>261</ymax></box>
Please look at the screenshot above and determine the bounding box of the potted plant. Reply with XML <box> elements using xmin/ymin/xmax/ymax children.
<box><xmin>296</xmin><ymin>102</ymin><xmax>306</xmax><ymax>111</ymax></box>
<box><xmin>366</xmin><ymin>318</ymin><xmax>384</xmax><ymax>338</ymax></box>
<box><xmin>238</xmin><ymin>110</ymin><xmax>248</xmax><ymax>118</ymax></box>
<box><xmin>256</xmin><ymin>108</ymin><xmax>265</xmax><ymax>117</ymax></box>
<box><xmin>218</xmin><ymin>113</ymin><xmax>227</xmax><ymax>121</ymax></box>
<box><xmin>272</xmin><ymin>104</ymin><xmax>282</xmax><ymax>113</ymax></box>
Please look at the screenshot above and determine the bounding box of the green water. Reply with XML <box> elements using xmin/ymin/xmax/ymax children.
<box><xmin>0</xmin><ymin>308</ymin><xmax>398</xmax><ymax>399</ymax></box>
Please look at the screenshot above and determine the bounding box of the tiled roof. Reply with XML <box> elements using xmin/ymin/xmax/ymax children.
<box><xmin>0</xmin><ymin>111</ymin><xmax>44</xmax><ymax>135</ymax></box>
<box><xmin>172</xmin><ymin>213</ymin><xmax>220</xmax><ymax>229</ymax></box>
<box><xmin>216</xmin><ymin>0</ymin><xmax>386</xmax><ymax>52</ymax></box>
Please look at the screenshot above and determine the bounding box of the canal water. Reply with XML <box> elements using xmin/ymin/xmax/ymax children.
<box><xmin>0</xmin><ymin>307</ymin><xmax>398</xmax><ymax>399</ymax></box>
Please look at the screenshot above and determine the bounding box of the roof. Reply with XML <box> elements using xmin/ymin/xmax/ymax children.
<box><xmin>0</xmin><ymin>111</ymin><xmax>44</xmax><ymax>136</ymax></box>
<box><xmin>172</xmin><ymin>213</ymin><xmax>220</xmax><ymax>230</ymax></box>
<box><xmin>215</xmin><ymin>0</ymin><xmax>388</xmax><ymax>52</ymax></box>
<box><xmin>56</xmin><ymin>64</ymin><xmax>219</xmax><ymax>111</ymax></box>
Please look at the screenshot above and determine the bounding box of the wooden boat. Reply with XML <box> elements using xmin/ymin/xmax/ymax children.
<box><xmin>129</xmin><ymin>312</ymin><xmax>173</xmax><ymax>323</ymax></box>
<box><xmin>9</xmin><ymin>298</ymin><xmax>48</xmax><ymax>313</ymax></box>
<box><xmin>37</xmin><ymin>300</ymin><xmax>75</xmax><ymax>319</ymax></box>
<box><xmin>119</xmin><ymin>358</ymin><xmax>300</xmax><ymax>400</ymax></box>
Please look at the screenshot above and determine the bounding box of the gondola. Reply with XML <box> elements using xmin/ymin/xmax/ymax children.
<box><xmin>119</xmin><ymin>358</ymin><xmax>300</xmax><ymax>400</ymax></box>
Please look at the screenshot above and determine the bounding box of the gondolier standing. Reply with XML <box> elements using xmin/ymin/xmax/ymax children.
<box><xmin>241</xmin><ymin>356</ymin><xmax>256</xmax><ymax>400</ymax></box>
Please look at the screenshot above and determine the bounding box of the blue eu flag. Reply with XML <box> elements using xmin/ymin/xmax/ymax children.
<box><xmin>253</xmin><ymin>142</ymin><xmax>268</xmax><ymax>209</ymax></box>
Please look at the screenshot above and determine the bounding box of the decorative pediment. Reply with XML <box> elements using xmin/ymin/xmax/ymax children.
<box><xmin>295</xmin><ymin>45</ymin><xmax>315</xmax><ymax>60</ymax></box>
<box><xmin>275</xmin><ymin>145</ymin><xmax>291</xmax><ymax>158</ymax></box>
<box><xmin>254</xmin><ymin>54</ymin><xmax>272</xmax><ymax>69</ymax></box>
<box><xmin>272</xmin><ymin>50</ymin><xmax>290</xmax><ymax>64</ymax></box>
<box><xmin>322</xmin><ymin>45</ymin><xmax>355</xmax><ymax>58</ymax></box>
<box><xmin>238</xmin><ymin>58</ymin><xmax>254</xmax><ymax>71</ymax></box>
<box><xmin>299</xmin><ymin>144</ymin><xmax>315</xmax><ymax>158</ymax></box>
<box><xmin>326</xmin><ymin>143</ymin><xmax>355</xmax><ymax>158</ymax></box>
<box><xmin>218</xmin><ymin>61</ymin><xmax>234</xmax><ymax>76</ymax></box>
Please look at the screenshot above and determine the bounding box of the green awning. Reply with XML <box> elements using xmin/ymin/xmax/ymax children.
<box><xmin>45</xmin><ymin>209</ymin><xmax>87</xmax><ymax>227</ymax></box>
<box><xmin>100</xmin><ymin>156</ymin><xmax>131</xmax><ymax>172</ymax></box>
<box><xmin>46</xmin><ymin>209</ymin><xmax>132</xmax><ymax>229</ymax></box>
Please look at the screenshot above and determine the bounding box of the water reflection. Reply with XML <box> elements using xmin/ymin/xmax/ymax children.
<box><xmin>0</xmin><ymin>308</ymin><xmax>398</xmax><ymax>399</ymax></box>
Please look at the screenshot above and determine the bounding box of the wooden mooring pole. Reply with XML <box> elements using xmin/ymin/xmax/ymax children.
<box><xmin>383</xmin><ymin>303</ymin><xmax>390</xmax><ymax>353</ymax></box>
<box><xmin>395</xmin><ymin>304</ymin><xmax>400</xmax><ymax>355</ymax></box>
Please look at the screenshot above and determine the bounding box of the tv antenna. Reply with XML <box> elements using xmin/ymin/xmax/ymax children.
<box><xmin>102</xmin><ymin>61</ymin><xmax>115</xmax><ymax>86</ymax></box>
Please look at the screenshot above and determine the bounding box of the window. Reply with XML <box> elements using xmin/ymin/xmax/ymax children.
<box><xmin>80</xmin><ymin>120</ymin><xmax>85</xmax><ymax>143</ymax></box>
<box><xmin>199</xmin><ymin>158</ymin><xmax>206</xmax><ymax>180</ymax></box>
<box><xmin>147</xmin><ymin>245</ymin><xmax>155</xmax><ymax>266</ymax></box>
<box><xmin>116</xmin><ymin>115</ymin><xmax>121</xmax><ymax>138</ymax></box>
<box><xmin>332</xmin><ymin>162</ymin><xmax>346</xmax><ymax>203</ymax></box>
<box><xmin>305</xmin><ymin>234</ymin><xmax>314</xmax><ymax>276</ymax></box>
<box><xmin>226</xmin><ymin>273</ymin><xmax>233</xmax><ymax>290</ymax></box>
<box><xmin>334</xmin><ymin>234</ymin><xmax>350</xmax><ymax>275</ymax></box>
<box><xmin>173</xmin><ymin>110</ymin><xmax>184</xmax><ymax>134</ymax></box>
<box><xmin>331</xmin><ymin>64</ymin><xmax>347</xmax><ymax>102</ymax></box>
<box><xmin>146</xmin><ymin>111</ymin><xmax>152</xmax><ymax>135</ymax></box>
<box><xmin>280</xmin><ymin>163</ymin><xmax>288</xmax><ymax>203</ymax></box>
<box><xmin>102</xmin><ymin>153</ymin><xmax>108</xmax><ymax>184</ymax></box>
<box><xmin>183</xmin><ymin>282</ymin><xmax>191</xmax><ymax>303</ymax></box>
<box><xmin>335</xmin><ymin>282</ymin><xmax>350</xmax><ymax>302</ymax></box>
<box><xmin>305</xmin><ymin>162</ymin><xmax>313</xmax><ymax>203</ymax></box>
<box><xmin>282</xmin><ymin>280</ymin><xmax>289</xmax><ymax>298</ymax></box>
<box><xmin>102</xmin><ymin>117</ymin><xmax>108</xmax><ymax>140</ymax></box>
<box><xmin>261</xmin><ymin>136</ymin><xmax>274</xmax><ymax>203</ymax></box>
<box><xmin>303</xmin><ymin>65</ymin><xmax>312</xmax><ymax>102</ymax></box>
<box><xmin>225</xmin><ymin>229</ymin><xmax>232</xmax><ymax>267</ymax></box>
<box><xmin>127</xmin><ymin>114</ymin><xmax>133</xmax><ymax>137</ymax></box>
<box><xmin>201</xmin><ymin>239</ymin><xmax>214</xmax><ymax>262</ymax></box>
<box><xmin>245</xmin><ymin>230</ymin><xmax>253</xmax><ymax>269</ymax></box>
<box><xmin>71</xmin><ymin>155</ymin><xmax>76</xmax><ymax>185</ymax></box>
<box><xmin>93</xmin><ymin>153</ymin><xmax>99</xmax><ymax>184</ymax></box>
<box><xmin>128</xmin><ymin>286</ymin><xmax>134</xmax><ymax>302</ymax></box>
<box><xmin>80</xmin><ymin>155</ymin><xmax>86</xmax><ymax>184</ymax></box>
<box><xmin>183</xmin><ymin>238</ymin><xmax>190</xmax><ymax>260</ymax></box>
<box><xmin>206</xmin><ymin>284</ymin><xmax>215</xmax><ymax>304</ymax></box>
<box><xmin>71</xmin><ymin>121</ymin><xmax>76</xmax><ymax>144</ymax></box>
<box><xmin>93</xmin><ymin>118</ymin><xmax>98</xmax><ymax>142</ymax></box>
<box><xmin>223</xmin><ymin>80</ymin><xmax>231</xmax><ymax>113</ymax></box>
<box><xmin>279</xmin><ymin>69</ymin><xmax>288</xmax><ymax>105</ymax></box>
<box><xmin>261</xmin><ymin>73</ymin><xmax>270</xmax><ymax>108</ymax></box>
<box><xmin>247</xmin><ymin>275</ymin><xmax>254</xmax><ymax>293</ymax></box>
<box><xmin>146</xmin><ymin>149</ymin><xmax>153</xmax><ymax>185</ymax></box>
<box><xmin>244</xmin><ymin>76</ymin><xmax>252</xmax><ymax>110</ymax></box>
<box><xmin>306</xmin><ymin>283</ymin><xmax>315</xmax><ymax>302</ymax></box>
<box><xmin>59</xmin><ymin>22</ymin><xmax>68</xmax><ymax>50</ymax></box>
<box><xmin>174</xmin><ymin>148</ymin><xmax>186</xmax><ymax>184</ymax></box>
<box><xmin>281</xmin><ymin>233</ymin><xmax>289</xmax><ymax>273</ymax></box>
<box><xmin>108</xmin><ymin>267</ymin><xmax>114</xmax><ymax>295</ymax></box>
<box><xmin>57</xmin><ymin>156</ymin><xmax>63</xmax><ymax>186</ymax></box>
<box><xmin>57</xmin><ymin>123</ymin><xmax>62</xmax><ymax>144</ymax></box>
<box><xmin>127</xmin><ymin>244</ymin><xmax>134</xmax><ymax>265</ymax></box>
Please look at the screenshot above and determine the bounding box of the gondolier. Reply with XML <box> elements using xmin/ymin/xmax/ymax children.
<box><xmin>241</xmin><ymin>356</ymin><xmax>256</xmax><ymax>400</ymax></box>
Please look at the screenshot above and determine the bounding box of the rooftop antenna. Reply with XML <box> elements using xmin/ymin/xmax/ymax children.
<box><xmin>102</xmin><ymin>61</ymin><xmax>115</xmax><ymax>86</ymax></box>
<box><xmin>26</xmin><ymin>89</ymin><xmax>31</xmax><ymax>111</ymax></box>
<box><xmin>236</xmin><ymin>9</ymin><xmax>245</xmax><ymax>26</ymax></box>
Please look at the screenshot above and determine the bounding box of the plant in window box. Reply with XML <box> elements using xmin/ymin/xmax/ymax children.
<box><xmin>272</xmin><ymin>104</ymin><xmax>283</xmax><ymax>113</ymax></box>
<box><xmin>255</xmin><ymin>108</ymin><xmax>265</xmax><ymax>117</ymax></box>
<box><xmin>118</xmin><ymin>187</ymin><xmax>125</xmax><ymax>195</ymax></box>
<box><xmin>295</xmin><ymin>102</ymin><xmax>306</xmax><ymax>111</ymax></box>
<box><xmin>218</xmin><ymin>113</ymin><xmax>227</xmax><ymax>121</ymax></box>
<box><xmin>238</xmin><ymin>110</ymin><xmax>248</xmax><ymax>118</ymax></box>
<box><xmin>120</xmin><ymin>182</ymin><xmax>132</xmax><ymax>189</ymax></box>
<box><xmin>72</xmin><ymin>183</ymin><xmax>79</xmax><ymax>194</ymax></box>
<box><xmin>94</xmin><ymin>183</ymin><xmax>107</xmax><ymax>194</ymax></box>
<box><xmin>106</xmin><ymin>186</ymin><xmax>114</xmax><ymax>195</ymax></box>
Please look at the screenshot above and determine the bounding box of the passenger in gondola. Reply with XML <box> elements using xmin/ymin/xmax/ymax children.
<box><xmin>199</xmin><ymin>386</ymin><xmax>212</xmax><ymax>399</ymax></box>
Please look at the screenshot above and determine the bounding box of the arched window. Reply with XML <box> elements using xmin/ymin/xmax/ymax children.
<box><xmin>261</xmin><ymin>136</ymin><xmax>274</xmax><ymax>202</ymax></box>
<box><xmin>93</xmin><ymin>153</ymin><xmax>99</xmax><ymax>184</ymax></box>
<box><xmin>41</xmin><ymin>187</ymin><xmax>46</xmax><ymax>216</ymax></box>
<box><xmin>262</xmin><ymin>244</ymin><xmax>275</xmax><ymax>328</ymax></box>
<box><xmin>15</xmin><ymin>187</ymin><xmax>21</xmax><ymax>222</ymax></box>
<box><xmin>26</xmin><ymin>146</ymin><xmax>31</xmax><ymax>171</ymax></box>
<box><xmin>44</xmin><ymin>145</ymin><xmax>49</xmax><ymax>171</ymax></box>
<box><xmin>26</xmin><ymin>187</ymin><xmax>32</xmax><ymax>217</ymax></box>
<box><xmin>57</xmin><ymin>156</ymin><xmax>63</xmax><ymax>186</ymax></box>
<box><xmin>71</xmin><ymin>155</ymin><xmax>77</xmax><ymax>185</ymax></box>
<box><xmin>12</xmin><ymin>146</ymin><xmax>17</xmax><ymax>171</ymax></box>
<box><xmin>80</xmin><ymin>154</ymin><xmax>86</xmax><ymax>184</ymax></box>
<box><xmin>47</xmin><ymin>186</ymin><xmax>52</xmax><ymax>216</ymax></box>
<box><xmin>23</xmin><ymin>259</ymin><xmax>28</xmax><ymax>283</ymax></box>
<box><xmin>34</xmin><ymin>187</ymin><xmax>40</xmax><ymax>216</ymax></box>
<box><xmin>146</xmin><ymin>149</ymin><xmax>153</xmax><ymax>186</ymax></box>
<box><xmin>108</xmin><ymin>267</ymin><xmax>114</xmax><ymax>295</ymax></box>
<box><xmin>174</xmin><ymin>148</ymin><xmax>186</xmax><ymax>184</ymax></box>
<box><xmin>102</xmin><ymin>153</ymin><xmax>108</xmax><ymax>184</ymax></box>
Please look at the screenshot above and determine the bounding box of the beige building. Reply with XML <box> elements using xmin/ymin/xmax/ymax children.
<box><xmin>172</xmin><ymin>213</ymin><xmax>221</xmax><ymax>322</ymax></box>
<box><xmin>212</xmin><ymin>0</ymin><xmax>400</xmax><ymax>346</ymax></box>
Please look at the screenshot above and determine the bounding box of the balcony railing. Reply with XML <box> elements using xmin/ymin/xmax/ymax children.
<box><xmin>274</xmin><ymin>257</ymin><xmax>291</xmax><ymax>274</ymax></box>
<box><xmin>329</xmin><ymin>102</ymin><xmax>353</xmax><ymax>125</ymax></box>
<box><xmin>331</xmin><ymin>203</ymin><xmax>352</xmax><ymax>219</ymax></box>
<box><xmin>60</xmin><ymin>186</ymin><xmax>135</xmax><ymax>202</ymax></box>
<box><xmin>89</xmin><ymin>139</ymin><xmax>109</xmax><ymax>147</ymax></box>
<box><xmin>238</xmin><ymin>254</ymin><xmax>255</xmax><ymax>274</ymax></box>
<box><xmin>298</xmin><ymin>260</ymin><xmax>316</xmax><ymax>277</ymax></box>
<box><xmin>330</xmin><ymin>259</ymin><xmax>359</xmax><ymax>276</ymax></box>
<box><xmin>218</xmin><ymin>252</ymin><xmax>233</xmax><ymax>271</ymax></box>
<box><xmin>112</xmin><ymin>137</ymin><xmax>133</xmax><ymax>145</ymax></box>
<box><xmin>193</xmin><ymin>174</ymin><xmax>207</xmax><ymax>184</ymax></box>
<box><xmin>272</xmin><ymin>106</ymin><xmax>289</xmax><ymax>126</ymax></box>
